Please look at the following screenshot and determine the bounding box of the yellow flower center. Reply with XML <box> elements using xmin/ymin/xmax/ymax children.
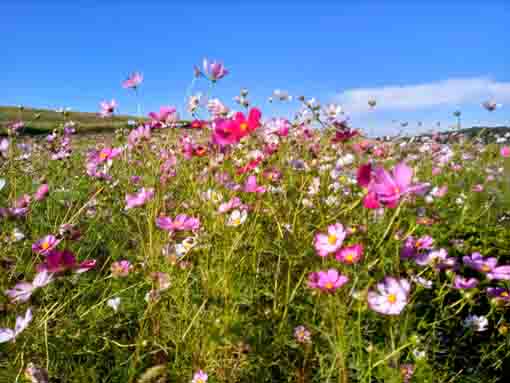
<box><xmin>393</xmin><ymin>186</ymin><xmax>400</xmax><ymax>194</ymax></box>
<box><xmin>325</xmin><ymin>282</ymin><xmax>333</xmax><ymax>290</ymax></box>
<box><xmin>501</xmin><ymin>292</ymin><xmax>509</xmax><ymax>297</ymax></box>
<box><xmin>345</xmin><ymin>253</ymin><xmax>354</xmax><ymax>263</ymax></box>
<box><xmin>481</xmin><ymin>265</ymin><xmax>491</xmax><ymax>272</ymax></box>
<box><xmin>233</xmin><ymin>218</ymin><xmax>241</xmax><ymax>226</ymax></box>
<box><xmin>41</xmin><ymin>241</ymin><xmax>50</xmax><ymax>250</ymax></box>
<box><xmin>328</xmin><ymin>234</ymin><xmax>337</xmax><ymax>245</ymax></box>
<box><xmin>387</xmin><ymin>294</ymin><xmax>397</xmax><ymax>304</ymax></box>
<box><xmin>99</xmin><ymin>152</ymin><xmax>108</xmax><ymax>160</ymax></box>
<box><xmin>239</xmin><ymin>122</ymin><xmax>248</xmax><ymax>132</ymax></box>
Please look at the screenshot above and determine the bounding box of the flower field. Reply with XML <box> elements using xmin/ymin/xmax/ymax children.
<box><xmin>1</xmin><ymin>61</ymin><xmax>510</xmax><ymax>383</ymax></box>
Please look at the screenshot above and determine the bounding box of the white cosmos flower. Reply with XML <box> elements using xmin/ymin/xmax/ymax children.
<box><xmin>107</xmin><ymin>297</ymin><xmax>121</xmax><ymax>312</ymax></box>
<box><xmin>226</xmin><ymin>209</ymin><xmax>247</xmax><ymax>227</ymax></box>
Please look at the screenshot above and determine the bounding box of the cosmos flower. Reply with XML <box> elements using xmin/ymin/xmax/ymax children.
<box><xmin>463</xmin><ymin>314</ymin><xmax>488</xmax><ymax>332</ymax></box>
<box><xmin>99</xmin><ymin>99</ymin><xmax>117</xmax><ymax>118</ymax></box>
<box><xmin>335</xmin><ymin>244</ymin><xmax>363</xmax><ymax>264</ymax></box>
<box><xmin>367</xmin><ymin>163</ymin><xmax>429</xmax><ymax>208</ymax></box>
<box><xmin>501</xmin><ymin>146</ymin><xmax>510</xmax><ymax>158</ymax></box>
<box><xmin>218</xmin><ymin>197</ymin><xmax>242</xmax><ymax>214</ymax></box>
<box><xmin>453</xmin><ymin>275</ymin><xmax>479</xmax><ymax>289</ymax></box>
<box><xmin>226</xmin><ymin>209</ymin><xmax>248</xmax><ymax>227</ymax></box>
<box><xmin>243</xmin><ymin>175</ymin><xmax>266</xmax><ymax>193</ymax></box>
<box><xmin>487</xmin><ymin>265</ymin><xmax>510</xmax><ymax>281</ymax></box>
<box><xmin>125</xmin><ymin>188</ymin><xmax>155</xmax><ymax>209</ymax></box>
<box><xmin>34</xmin><ymin>184</ymin><xmax>49</xmax><ymax>201</ymax></box>
<box><xmin>0</xmin><ymin>308</ymin><xmax>33</xmax><ymax>343</ymax></box>
<box><xmin>202</xmin><ymin>58</ymin><xmax>229</xmax><ymax>81</ymax></box>
<box><xmin>191</xmin><ymin>370</ymin><xmax>208</xmax><ymax>383</ymax></box>
<box><xmin>36</xmin><ymin>250</ymin><xmax>96</xmax><ymax>274</ymax></box>
<box><xmin>32</xmin><ymin>235</ymin><xmax>60</xmax><ymax>255</ymax></box>
<box><xmin>128</xmin><ymin>124</ymin><xmax>152</xmax><ymax>149</ymax></box>
<box><xmin>487</xmin><ymin>287</ymin><xmax>510</xmax><ymax>302</ymax></box>
<box><xmin>156</xmin><ymin>214</ymin><xmax>200</xmax><ymax>232</ymax></box>
<box><xmin>462</xmin><ymin>252</ymin><xmax>498</xmax><ymax>273</ymax></box>
<box><xmin>122</xmin><ymin>72</ymin><xmax>143</xmax><ymax>89</ymax></box>
<box><xmin>107</xmin><ymin>297</ymin><xmax>121</xmax><ymax>312</ymax></box>
<box><xmin>148</xmin><ymin>106</ymin><xmax>178</xmax><ymax>128</ymax></box>
<box><xmin>212</xmin><ymin>108</ymin><xmax>262</xmax><ymax>147</ymax></box>
<box><xmin>294</xmin><ymin>325</ymin><xmax>312</xmax><ymax>344</ymax></box>
<box><xmin>307</xmin><ymin>269</ymin><xmax>349</xmax><ymax>293</ymax></box>
<box><xmin>367</xmin><ymin>277</ymin><xmax>411</xmax><ymax>315</ymax></box>
<box><xmin>111</xmin><ymin>260</ymin><xmax>133</xmax><ymax>278</ymax></box>
<box><xmin>313</xmin><ymin>223</ymin><xmax>346</xmax><ymax>257</ymax></box>
<box><xmin>5</xmin><ymin>271</ymin><xmax>53</xmax><ymax>303</ymax></box>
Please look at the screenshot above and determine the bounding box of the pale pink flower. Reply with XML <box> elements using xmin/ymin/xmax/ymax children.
<box><xmin>0</xmin><ymin>308</ymin><xmax>33</xmax><ymax>343</ymax></box>
<box><xmin>368</xmin><ymin>277</ymin><xmax>410</xmax><ymax>315</ymax></box>
<box><xmin>122</xmin><ymin>72</ymin><xmax>143</xmax><ymax>89</ymax></box>
<box><xmin>99</xmin><ymin>99</ymin><xmax>117</xmax><ymax>117</ymax></box>
<box><xmin>313</xmin><ymin>223</ymin><xmax>346</xmax><ymax>257</ymax></box>
<box><xmin>34</xmin><ymin>184</ymin><xmax>49</xmax><ymax>201</ymax></box>
<box><xmin>125</xmin><ymin>188</ymin><xmax>154</xmax><ymax>209</ymax></box>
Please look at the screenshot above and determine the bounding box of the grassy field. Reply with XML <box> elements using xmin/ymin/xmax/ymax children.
<box><xmin>0</xmin><ymin>105</ymin><xmax>142</xmax><ymax>136</ymax></box>
<box><xmin>1</xmin><ymin>84</ymin><xmax>510</xmax><ymax>383</ymax></box>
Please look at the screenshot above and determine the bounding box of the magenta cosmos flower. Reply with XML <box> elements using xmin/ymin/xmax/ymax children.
<box><xmin>36</xmin><ymin>249</ymin><xmax>96</xmax><ymax>274</ymax></box>
<box><xmin>501</xmin><ymin>146</ymin><xmax>510</xmax><ymax>158</ymax></box>
<box><xmin>308</xmin><ymin>269</ymin><xmax>349</xmax><ymax>293</ymax></box>
<box><xmin>335</xmin><ymin>244</ymin><xmax>363</xmax><ymax>264</ymax></box>
<box><xmin>191</xmin><ymin>370</ymin><xmax>208</xmax><ymax>383</ymax></box>
<box><xmin>368</xmin><ymin>277</ymin><xmax>411</xmax><ymax>315</ymax></box>
<box><xmin>122</xmin><ymin>72</ymin><xmax>143</xmax><ymax>89</ymax></box>
<box><xmin>202</xmin><ymin>58</ymin><xmax>229</xmax><ymax>82</ymax></box>
<box><xmin>156</xmin><ymin>214</ymin><xmax>200</xmax><ymax>232</ymax></box>
<box><xmin>367</xmin><ymin>163</ymin><xmax>428</xmax><ymax>208</ymax></box>
<box><xmin>313</xmin><ymin>223</ymin><xmax>346</xmax><ymax>257</ymax></box>
<box><xmin>99</xmin><ymin>99</ymin><xmax>117</xmax><ymax>118</ymax></box>
<box><xmin>148</xmin><ymin>106</ymin><xmax>178</xmax><ymax>128</ymax></box>
<box><xmin>32</xmin><ymin>235</ymin><xmax>60</xmax><ymax>255</ymax></box>
<box><xmin>125</xmin><ymin>188</ymin><xmax>154</xmax><ymax>210</ymax></box>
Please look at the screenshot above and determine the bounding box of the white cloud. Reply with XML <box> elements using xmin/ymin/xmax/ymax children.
<box><xmin>335</xmin><ymin>77</ymin><xmax>510</xmax><ymax>114</ymax></box>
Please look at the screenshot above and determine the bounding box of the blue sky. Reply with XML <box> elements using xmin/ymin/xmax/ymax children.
<box><xmin>3</xmin><ymin>1</ymin><xmax>510</xmax><ymax>135</ymax></box>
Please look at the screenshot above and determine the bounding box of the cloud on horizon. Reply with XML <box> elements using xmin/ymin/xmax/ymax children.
<box><xmin>334</xmin><ymin>77</ymin><xmax>510</xmax><ymax>114</ymax></box>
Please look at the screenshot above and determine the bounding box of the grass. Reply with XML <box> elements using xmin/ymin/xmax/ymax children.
<box><xmin>0</xmin><ymin>105</ymin><xmax>142</xmax><ymax>136</ymax></box>
<box><xmin>0</xmin><ymin>104</ymin><xmax>510</xmax><ymax>382</ymax></box>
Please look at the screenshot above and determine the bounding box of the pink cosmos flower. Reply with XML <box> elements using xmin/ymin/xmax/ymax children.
<box><xmin>128</xmin><ymin>124</ymin><xmax>152</xmax><ymax>149</ymax></box>
<box><xmin>487</xmin><ymin>266</ymin><xmax>510</xmax><ymax>281</ymax></box>
<box><xmin>243</xmin><ymin>175</ymin><xmax>266</xmax><ymax>193</ymax></box>
<box><xmin>453</xmin><ymin>275</ymin><xmax>479</xmax><ymax>289</ymax></box>
<box><xmin>95</xmin><ymin>147</ymin><xmax>122</xmax><ymax>163</ymax></box>
<box><xmin>191</xmin><ymin>370</ymin><xmax>208</xmax><ymax>383</ymax></box>
<box><xmin>501</xmin><ymin>146</ymin><xmax>510</xmax><ymax>158</ymax></box>
<box><xmin>335</xmin><ymin>244</ymin><xmax>363</xmax><ymax>264</ymax></box>
<box><xmin>463</xmin><ymin>252</ymin><xmax>498</xmax><ymax>273</ymax></box>
<box><xmin>5</xmin><ymin>271</ymin><xmax>53</xmax><ymax>303</ymax></box>
<box><xmin>431</xmin><ymin>185</ymin><xmax>448</xmax><ymax>197</ymax></box>
<box><xmin>122</xmin><ymin>72</ymin><xmax>143</xmax><ymax>89</ymax></box>
<box><xmin>218</xmin><ymin>197</ymin><xmax>242</xmax><ymax>214</ymax></box>
<box><xmin>156</xmin><ymin>214</ymin><xmax>201</xmax><ymax>232</ymax></box>
<box><xmin>36</xmin><ymin>249</ymin><xmax>96</xmax><ymax>274</ymax></box>
<box><xmin>125</xmin><ymin>188</ymin><xmax>154</xmax><ymax>209</ymax></box>
<box><xmin>148</xmin><ymin>106</ymin><xmax>178</xmax><ymax>128</ymax></box>
<box><xmin>202</xmin><ymin>58</ymin><xmax>229</xmax><ymax>81</ymax></box>
<box><xmin>367</xmin><ymin>163</ymin><xmax>428</xmax><ymax>208</ymax></box>
<box><xmin>0</xmin><ymin>308</ymin><xmax>32</xmax><ymax>343</ymax></box>
<box><xmin>294</xmin><ymin>325</ymin><xmax>311</xmax><ymax>344</ymax></box>
<box><xmin>212</xmin><ymin>108</ymin><xmax>262</xmax><ymax>147</ymax></box>
<box><xmin>32</xmin><ymin>235</ymin><xmax>60</xmax><ymax>255</ymax></box>
<box><xmin>34</xmin><ymin>184</ymin><xmax>49</xmax><ymax>201</ymax></box>
<box><xmin>368</xmin><ymin>277</ymin><xmax>411</xmax><ymax>315</ymax></box>
<box><xmin>111</xmin><ymin>260</ymin><xmax>133</xmax><ymax>278</ymax></box>
<box><xmin>99</xmin><ymin>99</ymin><xmax>117</xmax><ymax>118</ymax></box>
<box><xmin>313</xmin><ymin>223</ymin><xmax>346</xmax><ymax>257</ymax></box>
<box><xmin>307</xmin><ymin>269</ymin><xmax>349</xmax><ymax>293</ymax></box>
